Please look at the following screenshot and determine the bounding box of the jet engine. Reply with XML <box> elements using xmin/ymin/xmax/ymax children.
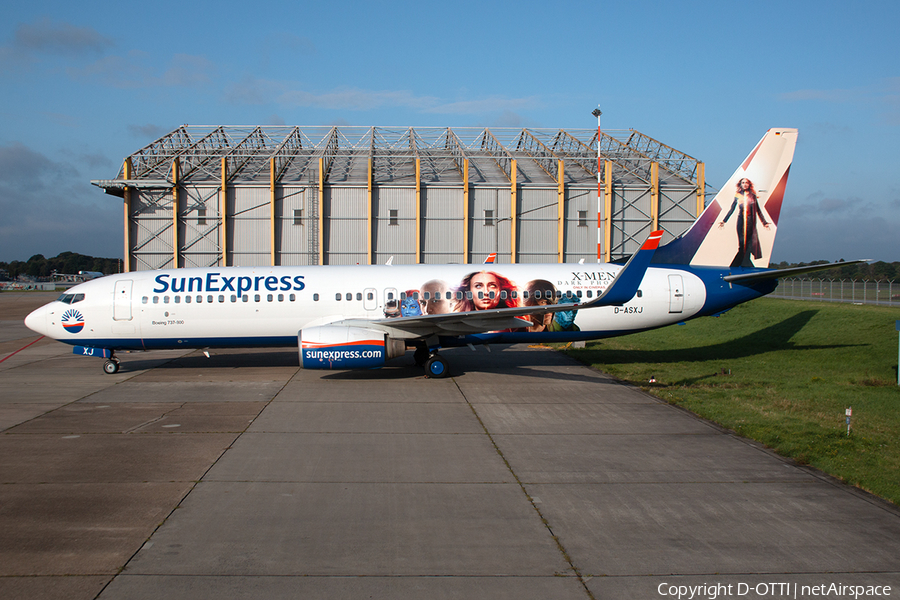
<box><xmin>299</xmin><ymin>324</ymin><xmax>406</xmax><ymax>370</ymax></box>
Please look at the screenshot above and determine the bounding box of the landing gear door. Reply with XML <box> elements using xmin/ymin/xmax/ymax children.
<box><xmin>668</xmin><ymin>274</ymin><xmax>684</xmax><ymax>314</ymax></box>
<box><xmin>114</xmin><ymin>280</ymin><xmax>133</xmax><ymax>321</ymax></box>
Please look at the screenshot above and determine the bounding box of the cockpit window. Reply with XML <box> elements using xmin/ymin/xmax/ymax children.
<box><xmin>56</xmin><ymin>293</ymin><xmax>85</xmax><ymax>304</ymax></box>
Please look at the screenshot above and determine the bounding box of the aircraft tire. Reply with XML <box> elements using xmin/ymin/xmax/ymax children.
<box><xmin>424</xmin><ymin>355</ymin><xmax>448</xmax><ymax>378</ymax></box>
<box><xmin>103</xmin><ymin>359</ymin><xmax>120</xmax><ymax>375</ymax></box>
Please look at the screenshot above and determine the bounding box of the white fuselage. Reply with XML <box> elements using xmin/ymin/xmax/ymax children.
<box><xmin>25</xmin><ymin>262</ymin><xmax>706</xmax><ymax>351</ymax></box>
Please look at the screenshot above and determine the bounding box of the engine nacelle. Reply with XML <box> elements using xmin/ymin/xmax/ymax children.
<box><xmin>299</xmin><ymin>325</ymin><xmax>406</xmax><ymax>370</ymax></box>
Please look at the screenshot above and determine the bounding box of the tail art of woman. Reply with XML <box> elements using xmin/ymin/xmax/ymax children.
<box><xmin>718</xmin><ymin>177</ymin><xmax>770</xmax><ymax>267</ymax></box>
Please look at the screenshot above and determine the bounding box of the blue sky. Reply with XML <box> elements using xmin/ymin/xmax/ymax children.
<box><xmin>1</xmin><ymin>0</ymin><xmax>898</xmax><ymax>264</ymax></box>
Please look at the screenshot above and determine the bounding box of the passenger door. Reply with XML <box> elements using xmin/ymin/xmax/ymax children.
<box><xmin>114</xmin><ymin>280</ymin><xmax>133</xmax><ymax>321</ymax></box>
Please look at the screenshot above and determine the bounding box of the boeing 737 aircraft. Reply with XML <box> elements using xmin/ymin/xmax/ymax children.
<box><xmin>24</xmin><ymin>128</ymin><xmax>859</xmax><ymax>377</ymax></box>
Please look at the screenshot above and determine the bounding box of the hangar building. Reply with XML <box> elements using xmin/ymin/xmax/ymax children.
<box><xmin>92</xmin><ymin>125</ymin><xmax>710</xmax><ymax>272</ymax></box>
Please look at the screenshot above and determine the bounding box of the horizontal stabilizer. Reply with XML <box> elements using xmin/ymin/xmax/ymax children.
<box><xmin>723</xmin><ymin>259</ymin><xmax>870</xmax><ymax>283</ymax></box>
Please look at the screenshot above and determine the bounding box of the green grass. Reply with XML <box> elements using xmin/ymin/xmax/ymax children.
<box><xmin>563</xmin><ymin>298</ymin><xmax>900</xmax><ymax>505</ymax></box>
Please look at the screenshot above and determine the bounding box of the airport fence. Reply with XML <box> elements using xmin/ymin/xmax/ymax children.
<box><xmin>770</xmin><ymin>278</ymin><xmax>900</xmax><ymax>306</ymax></box>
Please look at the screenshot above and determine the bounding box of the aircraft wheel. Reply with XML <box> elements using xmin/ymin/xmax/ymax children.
<box><xmin>103</xmin><ymin>359</ymin><xmax>120</xmax><ymax>375</ymax></box>
<box><xmin>424</xmin><ymin>355</ymin><xmax>449</xmax><ymax>378</ymax></box>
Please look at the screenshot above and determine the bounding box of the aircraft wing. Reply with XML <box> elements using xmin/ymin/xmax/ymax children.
<box><xmin>332</xmin><ymin>230</ymin><xmax>663</xmax><ymax>338</ymax></box>
<box><xmin>723</xmin><ymin>259</ymin><xmax>870</xmax><ymax>283</ymax></box>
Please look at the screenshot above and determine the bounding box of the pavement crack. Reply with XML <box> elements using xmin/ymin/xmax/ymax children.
<box><xmin>452</xmin><ymin>378</ymin><xmax>597</xmax><ymax>600</ymax></box>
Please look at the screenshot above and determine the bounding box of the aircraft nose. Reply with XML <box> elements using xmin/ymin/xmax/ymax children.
<box><xmin>24</xmin><ymin>305</ymin><xmax>49</xmax><ymax>336</ymax></box>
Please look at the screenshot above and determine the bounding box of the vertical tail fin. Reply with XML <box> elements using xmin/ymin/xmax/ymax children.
<box><xmin>652</xmin><ymin>128</ymin><xmax>797</xmax><ymax>268</ymax></box>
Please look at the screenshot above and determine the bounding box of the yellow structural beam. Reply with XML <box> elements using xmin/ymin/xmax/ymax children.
<box><xmin>220</xmin><ymin>157</ymin><xmax>228</xmax><ymax>266</ymax></box>
<box><xmin>367</xmin><ymin>156</ymin><xmax>373</xmax><ymax>265</ymax></box>
<box><xmin>172</xmin><ymin>158</ymin><xmax>179</xmax><ymax>269</ymax></box>
<box><xmin>604</xmin><ymin>159</ymin><xmax>612</xmax><ymax>263</ymax></box>
<box><xmin>123</xmin><ymin>158</ymin><xmax>132</xmax><ymax>272</ymax></box>
<box><xmin>510</xmin><ymin>159</ymin><xmax>517</xmax><ymax>264</ymax></box>
<box><xmin>318</xmin><ymin>158</ymin><xmax>324</xmax><ymax>266</ymax></box>
<box><xmin>650</xmin><ymin>161</ymin><xmax>659</xmax><ymax>232</ymax></box>
<box><xmin>557</xmin><ymin>159</ymin><xmax>565</xmax><ymax>263</ymax></box>
<box><xmin>697</xmin><ymin>162</ymin><xmax>705</xmax><ymax>216</ymax></box>
<box><xmin>269</xmin><ymin>157</ymin><xmax>277</xmax><ymax>266</ymax></box>
<box><xmin>462</xmin><ymin>158</ymin><xmax>469</xmax><ymax>264</ymax></box>
<box><xmin>415</xmin><ymin>158</ymin><xmax>421</xmax><ymax>264</ymax></box>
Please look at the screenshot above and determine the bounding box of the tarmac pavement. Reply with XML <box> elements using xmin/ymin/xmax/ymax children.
<box><xmin>1</xmin><ymin>291</ymin><xmax>898</xmax><ymax>600</ymax></box>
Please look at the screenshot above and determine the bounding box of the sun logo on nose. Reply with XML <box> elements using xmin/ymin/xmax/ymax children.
<box><xmin>61</xmin><ymin>309</ymin><xmax>85</xmax><ymax>334</ymax></box>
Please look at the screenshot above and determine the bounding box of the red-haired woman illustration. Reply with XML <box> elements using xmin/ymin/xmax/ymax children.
<box><xmin>453</xmin><ymin>271</ymin><xmax>519</xmax><ymax>312</ymax></box>
<box><xmin>718</xmin><ymin>177</ymin><xmax>770</xmax><ymax>267</ymax></box>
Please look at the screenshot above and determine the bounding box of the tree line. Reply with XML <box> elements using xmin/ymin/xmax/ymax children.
<box><xmin>0</xmin><ymin>253</ymin><xmax>122</xmax><ymax>280</ymax></box>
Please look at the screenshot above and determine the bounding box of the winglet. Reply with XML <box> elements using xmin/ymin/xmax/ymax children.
<box><xmin>483</xmin><ymin>253</ymin><xmax>497</xmax><ymax>264</ymax></box>
<box><xmin>587</xmin><ymin>230</ymin><xmax>662</xmax><ymax>306</ymax></box>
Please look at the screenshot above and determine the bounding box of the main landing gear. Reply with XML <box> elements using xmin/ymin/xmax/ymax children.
<box><xmin>414</xmin><ymin>344</ymin><xmax>449</xmax><ymax>378</ymax></box>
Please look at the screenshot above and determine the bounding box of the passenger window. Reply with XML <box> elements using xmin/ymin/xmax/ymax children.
<box><xmin>356</xmin><ymin>292</ymin><xmax>362</xmax><ymax>301</ymax></box>
<box><xmin>185</xmin><ymin>296</ymin><xmax>192</xmax><ymax>303</ymax></box>
<box><xmin>523</xmin><ymin>290</ymin><xmax>529</xmax><ymax>299</ymax></box>
<box><xmin>489</xmin><ymin>291</ymin><xmax>495</xmax><ymax>299</ymax></box>
<box><xmin>290</xmin><ymin>294</ymin><xmax>296</xmax><ymax>302</ymax></box>
<box><xmin>142</xmin><ymin>297</ymin><xmax>148</xmax><ymax>304</ymax></box>
<box><xmin>207</xmin><ymin>295</ymin><xmax>213</xmax><ymax>303</ymax></box>
<box><xmin>174</xmin><ymin>296</ymin><xmax>181</xmax><ymax>304</ymax></box>
<box><xmin>346</xmin><ymin>293</ymin><xmax>352</xmax><ymax>301</ymax></box>
<box><xmin>478</xmin><ymin>291</ymin><xmax>484</xmax><ymax>299</ymax></box>
<box><xmin>153</xmin><ymin>296</ymin><xmax>159</xmax><ymax>304</ymax></box>
<box><xmin>637</xmin><ymin>290</ymin><xmax>643</xmax><ymax>298</ymax></box>
<box><xmin>534</xmin><ymin>291</ymin><xmax>541</xmax><ymax>299</ymax></box>
<box><xmin>267</xmin><ymin>294</ymin><xmax>273</xmax><ymax>302</ymax></box>
<box><xmin>423</xmin><ymin>292</ymin><xmax>430</xmax><ymax>300</ymax></box>
<box><xmin>278</xmin><ymin>294</ymin><xmax>284</xmax><ymax>302</ymax></box>
<box><xmin>499</xmin><ymin>291</ymin><xmax>506</xmax><ymax>300</ymax></box>
<box><xmin>336</xmin><ymin>293</ymin><xmax>341</xmax><ymax>301</ymax></box>
<box><xmin>255</xmin><ymin>294</ymin><xmax>260</xmax><ymax>302</ymax></box>
<box><xmin>163</xmin><ymin>296</ymin><xmax>170</xmax><ymax>304</ymax></box>
<box><xmin>218</xmin><ymin>295</ymin><xmax>225</xmax><ymax>303</ymax></box>
<box><xmin>313</xmin><ymin>293</ymin><xmax>319</xmax><ymax>301</ymax></box>
<box><xmin>367</xmin><ymin>292</ymin><xmax>374</xmax><ymax>300</ymax></box>
<box><xmin>196</xmin><ymin>295</ymin><xmax>203</xmax><ymax>303</ymax></box>
<box><xmin>242</xmin><ymin>295</ymin><xmax>248</xmax><ymax>302</ymax></box>
<box><xmin>387</xmin><ymin>292</ymin><xmax>394</xmax><ymax>300</ymax></box>
<box><xmin>400</xmin><ymin>292</ymin><xmax>407</xmax><ymax>300</ymax></box>
<box><xmin>466</xmin><ymin>291</ymin><xmax>472</xmax><ymax>300</ymax></box>
<box><xmin>587</xmin><ymin>290</ymin><xmax>593</xmax><ymax>298</ymax></box>
<box><xmin>576</xmin><ymin>290</ymin><xmax>582</xmax><ymax>298</ymax></box>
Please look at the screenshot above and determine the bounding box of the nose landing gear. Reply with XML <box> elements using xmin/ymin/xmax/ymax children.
<box><xmin>102</xmin><ymin>353</ymin><xmax>120</xmax><ymax>374</ymax></box>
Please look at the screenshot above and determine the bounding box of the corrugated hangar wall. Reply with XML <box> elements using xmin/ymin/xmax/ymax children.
<box><xmin>92</xmin><ymin>126</ymin><xmax>710</xmax><ymax>271</ymax></box>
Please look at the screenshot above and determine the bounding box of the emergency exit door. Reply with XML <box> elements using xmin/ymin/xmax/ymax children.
<box><xmin>668</xmin><ymin>274</ymin><xmax>684</xmax><ymax>314</ymax></box>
